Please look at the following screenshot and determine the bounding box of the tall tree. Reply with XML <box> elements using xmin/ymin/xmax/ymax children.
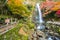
<box><xmin>7</xmin><ymin>0</ymin><xmax>31</xmax><ymax>18</ymax></box>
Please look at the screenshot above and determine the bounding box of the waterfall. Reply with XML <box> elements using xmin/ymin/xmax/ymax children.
<box><xmin>36</xmin><ymin>3</ymin><xmax>43</xmax><ymax>23</ymax></box>
<box><xmin>36</xmin><ymin>3</ymin><xmax>45</xmax><ymax>30</ymax></box>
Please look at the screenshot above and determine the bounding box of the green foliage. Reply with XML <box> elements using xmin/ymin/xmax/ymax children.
<box><xmin>0</xmin><ymin>19</ymin><xmax>35</xmax><ymax>40</ymax></box>
<box><xmin>26</xmin><ymin>20</ymin><xmax>35</xmax><ymax>29</ymax></box>
<box><xmin>0</xmin><ymin>22</ymin><xmax>28</xmax><ymax>40</ymax></box>
<box><xmin>7</xmin><ymin>0</ymin><xmax>32</xmax><ymax>18</ymax></box>
<box><xmin>46</xmin><ymin>23</ymin><xmax>60</xmax><ymax>34</ymax></box>
<box><xmin>0</xmin><ymin>0</ymin><xmax>35</xmax><ymax>40</ymax></box>
<box><xmin>53</xmin><ymin>26</ymin><xmax>60</xmax><ymax>34</ymax></box>
<box><xmin>19</xmin><ymin>19</ymin><xmax>35</xmax><ymax>32</ymax></box>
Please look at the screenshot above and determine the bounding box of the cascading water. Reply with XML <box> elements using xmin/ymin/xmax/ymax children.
<box><xmin>35</xmin><ymin>3</ymin><xmax>60</xmax><ymax>40</ymax></box>
<box><xmin>29</xmin><ymin>3</ymin><xmax>60</xmax><ymax>40</ymax></box>
<box><xmin>36</xmin><ymin>3</ymin><xmax>45</xmax><ymax>30</ymax></box>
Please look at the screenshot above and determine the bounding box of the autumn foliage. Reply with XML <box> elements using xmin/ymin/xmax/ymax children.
<box><xmin>41</xmin><ymin>1</ymin><xmax>60</xmax><ymax>17</ymax></box>
<box><xmin>7</xmin><ymin>0</ymin><xmax>32</xmax><ymax>18</ymax></box>
<box><xmin>51</xmin><ymin>2</ymin><xmax>60</xmax><ymax>11</ymax></box>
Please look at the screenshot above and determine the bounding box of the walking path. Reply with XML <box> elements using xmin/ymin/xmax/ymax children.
<box><xmin>0</xmin><ymin>22</ymin><xmax>17</xmax><ymax>35</ymax></box>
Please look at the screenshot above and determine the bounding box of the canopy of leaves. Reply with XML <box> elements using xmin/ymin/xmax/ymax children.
<box><xmin>7</xmin><ymin>0</ymin><xmax>31</xmax><ymax>18</ymax></box>
<box><xmin>51</xmin><ymin>2</ymin><xmax>60</xmax><ymax>11</ymax></box>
